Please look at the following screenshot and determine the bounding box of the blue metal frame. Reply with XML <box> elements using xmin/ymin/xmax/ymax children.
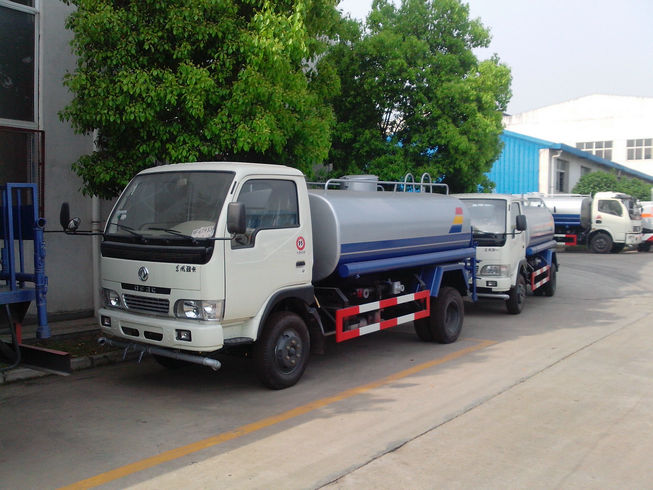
<box><xmin>0</xmin><ymin>183</ymin><xmax>49</xmax><ymax>338</ymax></box>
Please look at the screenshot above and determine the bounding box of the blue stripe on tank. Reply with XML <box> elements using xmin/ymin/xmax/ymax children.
<box><xmin>448</xmin><ymin>224</ymin><xmax>463</xmax><ymax>233</ymax></box>
<box><xmin>340</xmin><ymin>233</ymin><xmax>472</xmax><ymax>264</ymax></box>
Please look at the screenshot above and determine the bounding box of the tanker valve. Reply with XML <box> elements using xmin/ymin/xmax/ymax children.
<box><xmin>355</xmin><ymin>288</ymin><xmax>371</xmax><ymax>299</ymax></box>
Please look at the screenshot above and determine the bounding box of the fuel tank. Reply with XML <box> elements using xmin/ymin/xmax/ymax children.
<box><xmin>308</xmin><ymin>190</ymin><xmax>472</xmax><ymax>281</ymax></box>
<box><xmin>540</xmin><ymin>195</ymin><xmax>592</xmax><ymax>230</ymax></box>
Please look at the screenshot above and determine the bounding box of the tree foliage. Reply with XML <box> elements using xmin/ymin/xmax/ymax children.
<box><xmin>572</xmin><ymin>171</ymin><xmax>653</xmax><ymax>200</ymax></box>
<box><xmin>326</xmin><ymin>0</ymin><xmax>512</xmax><ymax>192</ymax></box>
<box><xmin>60</xmin><ymin>0</ymin><xmax>340</xmax><ymax>198</ymax></box>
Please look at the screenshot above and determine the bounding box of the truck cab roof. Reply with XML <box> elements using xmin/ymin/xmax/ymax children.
<box><xmin>138</xmin><ymin>161</ymin><xmax>305</xmax><ymax>179</ymax></box>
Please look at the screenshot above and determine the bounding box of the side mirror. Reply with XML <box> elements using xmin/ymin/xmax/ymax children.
<box><xmin>227</xmin><ymin>202</ymin><xmax>246</xmax><ymax>235</ymax></box>
<box><xmin>59</xmin><ymin>202</ymin><xmax>81</xmax><ymax>233</ymax></box>
<box><xmin>516</xmin><ymin>214</ymin><xmax>527</xmax><ymax>231</ymax></box>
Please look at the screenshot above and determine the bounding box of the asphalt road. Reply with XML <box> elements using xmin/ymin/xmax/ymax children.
<box><xmin>1</xmin><ymin>250</ymin><xmax>652</xmax><ymax>489</ymax></box>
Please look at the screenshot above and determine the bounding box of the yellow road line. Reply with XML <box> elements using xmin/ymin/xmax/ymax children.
<box><xmin>61</xmin><ymin>338</ymin><xmax>496</xmax><ymax>489</ymax></box>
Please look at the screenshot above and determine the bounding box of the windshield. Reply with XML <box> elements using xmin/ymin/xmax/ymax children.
<box><xmin>464</xmin><ymin>199</ymin><xmax>507</xmax><ymax>235</ymax></box>
<box><xmin>620</xmin><ymin>197</ymin><xmax>641</xmax><ymax>220</ymax></box>
<box><xmin>106</xmin><ymin>171</ymin><xmax>234</xmax><ymax>241</ymax></box>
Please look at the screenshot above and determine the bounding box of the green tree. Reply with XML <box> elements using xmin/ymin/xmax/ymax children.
<box><xmin>572</xmin><ymin>171</ymin><xmax>619</xmax><ymax>196</ymax></box>
<box><xmin>60</xmin><ymin>0</ymin><xmax>340</xmax><ymax>199</ymax></box>
<box><xmin>327</xmin><ymin>0</ymin><xmax>512</xmax><ymax>192</ymax></box>
<box><xmin>572</xmin><ymin>171</ymin><xmax>652</xmax><ymax>200</ymax></box>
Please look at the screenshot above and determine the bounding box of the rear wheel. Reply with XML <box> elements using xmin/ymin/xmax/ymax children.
<box><xmin>254</xmin><ymin>311</ymin><xmax>310</xmax><ymax>390</ymax></box>
<box><xmin>414</xmin><ymin>287</ymin><xmax>464</xmax><ymax>344</ymax></box>
<box><xmin>506</xmin><ymin>274</ymin><xmax>526</xmax><ymax>314</ymax></box>
<box><xmin>638</xmin><ymin>242</ymin><xmax>651</xmax><ymax>252</ymax></box>
<box><xmin>610</xmin><ymin>243</ymin><xmax>625</xmax><ymax>253</ymax></box>
<box><xmin>541</xmin><ymin>264</ymin><xmax>557</xmax><ymax>297</ymax></box>
<box><xmin>589</xmin><ymin>232</ymin><xmax>612</xmax><ymax>254</ymax></box>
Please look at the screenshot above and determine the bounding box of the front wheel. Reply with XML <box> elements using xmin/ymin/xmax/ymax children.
<box><xmin>590</xmin><ymin>232</ymin><xmax>612</xmax><ymax>254</ymax></box>
<box><xmin>414</xmin><ymin>287</ymin><xmax>464</xmax><ymax>344</ymax></box>
<box><xmin>506</xmin><ymin>274</ymin><xmax>526</xmax><ymax>314</ymax></box>
<box><xmin>254</xmin><ymin>311</ymin><xmax>310</xmax><ymax>390</ymax></box>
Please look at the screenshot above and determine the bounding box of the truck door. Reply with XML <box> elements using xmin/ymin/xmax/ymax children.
<box><xmin>509</xmin><ymin>201</ymin><xmax>527</xmax><ymax>273</ymax></box>
<box><xmin>596</xmin><ymin>199</ymin><xmax>626</xmax><ymax>242</ymax></box>
<box><xmin>224</xmin><ymin>178</ymin><xmax>312</xmax><ymax>322</ymax></box>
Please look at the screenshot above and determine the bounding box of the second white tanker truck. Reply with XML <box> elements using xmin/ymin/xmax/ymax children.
<box><xmin>62</xmin><ymin>162</ymin><xmax>478</xmax><ymax>389</ymax></box>
<box><xmin>455</xmin><ymin>194</ymin><xmax>558</xmax><ymax>314</ymax></box>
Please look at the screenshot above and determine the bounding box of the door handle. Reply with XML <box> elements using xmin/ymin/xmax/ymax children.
<box><xmin>296</xmin><ymin>261</ymin><xmax>305</xmax><ymax>267</ymax></box>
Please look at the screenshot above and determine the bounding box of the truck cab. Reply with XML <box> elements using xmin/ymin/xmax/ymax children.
<box><xmin>98</xmin><ymin>162</ymin><xmax>313</xmax><ymax>359</ymax></box>
<box><xmin>589</xmin><ymin>192</ymin><xmax>642</xmax><ymax>253</ymax></box>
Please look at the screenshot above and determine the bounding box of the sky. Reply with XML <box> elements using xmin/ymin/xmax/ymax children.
<box><xmin>337</xmin><ymin>0</ymin><xmax>653</xmax><ymax>114</ymax></box>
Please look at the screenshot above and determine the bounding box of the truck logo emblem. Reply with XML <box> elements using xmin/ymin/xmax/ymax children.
<box><xmin>138</xmin><ymin>266</ymin><xmax>149</xmax><ymax>282</ymax></box>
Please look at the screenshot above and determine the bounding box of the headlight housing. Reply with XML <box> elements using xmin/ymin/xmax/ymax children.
<box><xmin>174</xmin><ymin>299</ymin><xmax>224</xmax><ymax>321</ymax></box>
<box><xmin>480</xmin><ymin>264</ymin><xmax>509</xmax><ymax>277</ymax></box>
<box><xmin>102</xmin><ymin>288</ymin><xmax>122</xmax><ymax>308</ymax></box>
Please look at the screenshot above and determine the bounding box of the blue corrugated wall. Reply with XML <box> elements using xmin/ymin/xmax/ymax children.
<box><xmin>487</xmin><ymin>132</ymin><xmax>546</xmax><ymax>193</ymax></box>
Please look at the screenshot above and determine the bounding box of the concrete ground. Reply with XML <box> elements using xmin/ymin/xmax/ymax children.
<box><xmin>324</xmin><ymin>313</ymin><xmax>653</xmax><ymax>489</ymax></box>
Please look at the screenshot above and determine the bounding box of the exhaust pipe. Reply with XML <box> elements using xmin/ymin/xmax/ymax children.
<box><xmin>98</xmin><ymin>337</ymin><xmax>221</xmax><ymax>371</ymax></box>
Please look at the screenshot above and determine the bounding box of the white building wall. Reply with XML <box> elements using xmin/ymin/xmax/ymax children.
<box><xmin>505</xmin><ymin>95</ymin><xmax>653</xmax><ymax>177</ymax></box>
<box><xmin>40</xmin><ymin>2</ymin><xmax>98</xmax><ymax>318</ymax></box>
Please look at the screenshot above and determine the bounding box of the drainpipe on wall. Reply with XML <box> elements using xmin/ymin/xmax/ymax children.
<box><xmin>550</xmin><ymin>150</ymin><xmax>563</xmax><ymax>194</ymax></box>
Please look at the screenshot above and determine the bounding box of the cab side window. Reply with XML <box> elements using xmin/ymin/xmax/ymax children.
<box><xmin>510</xmin><ymin>202</ymin><xmax>521</xmax><ymax>234</ymax></box>
<box><xmin>598</xmin><ymin>200</ymin><xmax>623</xmax><ymax>217</ymax></box>
<box><xmin>232</xmin><ymin>179</ymin><xmax>299</xmax><ymax>248</ymax></box>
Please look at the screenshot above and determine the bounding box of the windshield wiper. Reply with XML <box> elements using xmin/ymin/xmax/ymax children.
<box><xmin>147</xmin><ymin>227</ymin><xmax>199</xmax><ymax>244</ymax></box>
<box><xmin>108</xmin><ymin>222</ymin><xmax>146</xmax><ymax>240</ymax></box>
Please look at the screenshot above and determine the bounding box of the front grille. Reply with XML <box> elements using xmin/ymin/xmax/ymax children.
<box><xmin>123</xmin><ymin>294</ymin><xmax>169</xmax><ymax>315</ymax></box>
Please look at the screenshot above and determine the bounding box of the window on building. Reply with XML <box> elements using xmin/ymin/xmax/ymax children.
<box><xmin>555</xmin><ymin>159</ymin><xmax>569</xmax><ymax>193</ymax></box>
<box><xmin>0</xmin><ymin>2</ymin><xmax>37</xmax><ymax>123</ymax></box>
<box><xmin>581</xmin><ymin>166</ymin><xmax>591</xmax><ymax>177</ymax></box>
<box><xmin>626</xmin><ymin>138</ymin><xmax>652</xmax><ymax>160</ymax></box>
<box><xmin>576</xmin><ymin>141</ymin><xmax>613</xmax><ymax>160</ymax></box>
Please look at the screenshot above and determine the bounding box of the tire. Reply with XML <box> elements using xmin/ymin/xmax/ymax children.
<box><xmin>414</xmin><ymin>287</ymin><xmax>464</xmax><ymax>344</ymax></box>
<box><xmin>610</xmin><ymin>243</ymin><xmax>625</xmax><ymax>253</ymax></box>
<box><xmin>506</xmin><ymin>274</ymin><xmax>526</xmax><ymax>314</ymax></box>
<box><xmin>589</xmin><ymin>232</ymin><xmax>612</xmax><ymax>254</ymax></box>
<box><xmin>413</xmin><ymin>316</ymin><xmax>434</xmax><ymax>342</ymax></box>
<box><xmin>152</xmin><ymin>354</ymin><xmax>191</xmax><ymax>369</ymax></box>
<box><xmin>541</xmin><ymin>264</ymin><xmax>556</xmax><ymax>297</ymax></box>
<box><xmin>638</xmin><ymin>242</ymin><xmax>651</xmax><ymax>252</ymax></box>
<box><xmin>254</xmin><ymin>311</ymin><xmax>310</xmax><ymax>390</ymax></box>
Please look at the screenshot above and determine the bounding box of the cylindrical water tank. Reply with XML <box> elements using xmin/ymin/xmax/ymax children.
<box><xmin>308</xmin><ymin>190</ymin><xmax>472</xmax><ymax>281</ymax></box>
<box><xmin>541</xmin><ymin>195</ymin><xmax>592</xmax><ymax>231</ymax></box>
<box><xmin>523</xmin><ymin>204</ymin><xmax>555</xmax><ymax>247</ymax></box>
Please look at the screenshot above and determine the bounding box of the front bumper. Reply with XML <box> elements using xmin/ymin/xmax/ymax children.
<box><xmin>626</xmin><ymin>233</ymin><xmax>642</xmax><ymax>246</ymax></box>
<box><xmin>98</xmin><ymin>308</ymin><xmax>224</xmax><ymax>352</ymax></box>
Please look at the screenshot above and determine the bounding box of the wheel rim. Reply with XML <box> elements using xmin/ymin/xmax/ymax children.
<box><xmin>593</xmin><ymin>236</ymin><xmax>610</xmax><ymax>252</ymax></box>
<box><xmin>444</xmin><ymin>301</ymin><xmax>461</xmax><ymax>336</ymax></box>
<box><xmin>274</xmin><ymin>328</ymin><xmax>303</xmax><ymax>374</ymax></box>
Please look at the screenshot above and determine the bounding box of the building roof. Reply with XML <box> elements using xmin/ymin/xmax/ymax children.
<box><xmin>503</xmin><ymin>131</ymin><xmax>653</xmax><ymax>184</ymax></box>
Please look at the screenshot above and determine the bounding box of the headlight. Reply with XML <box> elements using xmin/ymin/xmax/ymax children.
<box><xmin>102</xmin><ymin>288</ymin><xmax>122</xmax><ymax>308</ymax></box>
<box><xmin>480</xmin><ymin>264</ymin><xmax>509</xmax><ymax>277</ymax></box>
<box><xmin>174</xmin><ymin>299</ymin><xmax>224</xmax><ymax>321</ymax></box>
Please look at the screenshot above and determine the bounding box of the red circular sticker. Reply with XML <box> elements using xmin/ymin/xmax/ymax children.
<box><xmin>296</xmin><ymin>236</ymin><xmax>306</xmax><ymax>251</ymax></box>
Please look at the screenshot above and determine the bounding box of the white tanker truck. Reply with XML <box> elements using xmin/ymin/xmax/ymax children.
<box><xmin>62</xmin><ymin>162</ymin><xmax>478</xmax><ymax>389</ymax></box>
<box><xmin>455</xmin><ymin>194</ymin><xmax>557</xmax><ymax>314</ymax></box>
<box><xmin>535</xmin><ymin>192</ymin><xmax>642</xmax><ymax>253</ymax></box>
